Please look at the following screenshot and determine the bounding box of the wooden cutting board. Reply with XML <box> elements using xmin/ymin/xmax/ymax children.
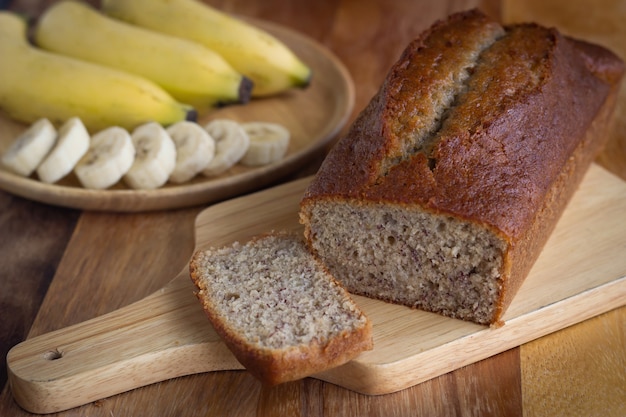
<box><xmin>7</xmin><ymin>163</ymin><xmax>626</xmax><ymax>414</ymax></box>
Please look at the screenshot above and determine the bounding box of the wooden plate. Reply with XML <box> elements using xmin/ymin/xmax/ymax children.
<box><xmin>0</xmin><ymin>19</ymin><xmax>354</xmax><ymax>212</ymax></box>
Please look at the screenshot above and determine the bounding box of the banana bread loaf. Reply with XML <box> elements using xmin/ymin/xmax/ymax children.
<box><xmin>299</xmin><ymin>9</ymin><xmax>625</xmax><ymax>325</ymax></box>
<box><xmin>189</xmin><ymin>232</ymin><xmax>373</xmax><ymax>385</ymax></box>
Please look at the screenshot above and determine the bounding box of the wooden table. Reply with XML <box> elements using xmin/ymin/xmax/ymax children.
<box><xmin>1</xmin><ymin>0</ymin><xmax>624</xmax><ymax>415</ymax></box>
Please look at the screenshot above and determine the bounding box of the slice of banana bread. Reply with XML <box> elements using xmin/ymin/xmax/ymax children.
<box><xmin>189</xmin><ymin>232</ymin><xmax>373</xmax><ymax>385</ymax></box>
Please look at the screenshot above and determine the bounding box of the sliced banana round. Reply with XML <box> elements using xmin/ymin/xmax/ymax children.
<box><xmin>75</xmin><ymin>126</ymin><xmax>135</xmax><ymax>189</ymax></box>
<box><xmin>36</xmin><ymin>117</ymin><xmax>90</xmax><ymax>183</ymax></box>
<box><xmin>1</xmin><ymin>118</ymin><xmax>57</xmax><ymax>176</ymax></box>
<box><xmin>239</xmin><ymin>122</ymin><xmax>290</xmax><ymax>166</ymax></box>
<box><xmin>202</xmin><ymin>119</ymin><xmax>249</xmax><ymax>177</ymax></box>
<box><xmin>166</xmin><ymin>121</ymin><xmax>215</xmax><ymax>184</ymax></box>
<box><xmin>124</xmin><ymin>122</ymin><xmax>177</xmax><ymax>190</ymax></box>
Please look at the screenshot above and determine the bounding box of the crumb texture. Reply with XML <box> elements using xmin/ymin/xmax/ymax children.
<box><xmin>192</xmin><ymin>234</ymin><xmax>369</xmax><ymax>350</ymax></box>
<box><xmin>306</xmin><ymin>203</ymin><xmax>506</xmax><ymax>324</ymax></box>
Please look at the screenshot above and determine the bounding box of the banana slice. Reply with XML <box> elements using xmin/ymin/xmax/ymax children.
<box><xmin>36</xmin><ymin>117</ymin><xmax>90</xmax><ymax>183</ymax></box>
<box><xmin>1</xmin><ymin>118</ymin><xmax>57</xmax><ymax>176</ymax></box>
<box><xmin>75</xmin><ymin>126</ymin><xmax>135</xmax><ymax>189</ymax></box>
<box><xmin>239</xmin><ymin>122</ymin><xmax>290</xmax><ymax>166</ymax></box>
<box><xmin>124</xmin><ymin>122</ymin><xmax>176</xmax><ymax>189</ymax></box>
<box><xmin>202</xmin><ymin>119</ymin><xmax>249</xmax><ymax>177</ymax></box>
<box><xmin>166</xmin><ymin>121</ymin><xmax>215</xmax><ymax>183</ymax></box>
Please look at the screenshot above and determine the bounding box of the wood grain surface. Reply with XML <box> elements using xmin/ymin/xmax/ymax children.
<box><xmin>1</xmin><ymin>0</ymin><xmax>625</xmax><ymax>416</ymax></box>
<box><xmin>6</xmin><ymin>164</ymin><xmax>626</xmax><ymax>414</ymax></box>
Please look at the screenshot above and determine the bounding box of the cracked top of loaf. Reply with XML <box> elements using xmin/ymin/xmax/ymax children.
<box><xmin>302</xmin><ymin>9</ymin><xmax>624</xmax><ymax>240</ymax></box>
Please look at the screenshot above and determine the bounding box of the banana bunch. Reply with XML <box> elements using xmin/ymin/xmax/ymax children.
<box><xmin>2</xmin><ymin>116</ymin><xmax>290</xmax><ymax>190</ymax></box>
<box><xmin>0</xmin><ymin>11</ymin><xmax>194</xmax><ymax>132</ymax></box>
<box><xmin>102</xmin><ymin>0</ymin><xmax>312</xmax><ymax>97</ymax></box>
<box><xmin>34</xmin><ymin>1</ymin><xmax>252</xmax><ymax>108</ymax></box>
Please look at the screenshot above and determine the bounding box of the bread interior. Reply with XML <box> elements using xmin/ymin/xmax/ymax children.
<box><xmin>195</xmin><ymin>235</ymin><xmax>369</xmax><ymax>349</ymax></box>
<box><xmin>306</xmin><ymin>202</ymin><xmax>506</xmax><ymax>324</ymax></box>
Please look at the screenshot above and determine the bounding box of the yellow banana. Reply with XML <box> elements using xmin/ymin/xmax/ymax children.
<box><xmin>35</xmin><ymin>1</ymin><xmax>251</xmax><ymax>108</ymax></box>
<box><xmin>0</xmin><ymin>11</ymin><xmax>195</xmax><ymax>132</ymax></box>
<box><xmin>102</xmin><ymin>0</ymin><xmax>312</xmax><ymax>97</ymax></box>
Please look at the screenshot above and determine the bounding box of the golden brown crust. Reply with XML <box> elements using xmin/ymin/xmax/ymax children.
<box><xmin>301</xmin><ymin>10</ymin><xmax>505</xmax><ymax>201</ymax></box>
<box><xmin>300</xmin><ymin>9</ymin><xmax>625</xmax><ymax>324</ymax></box>
<box><xmin>223</xmin><ymin>320</ymin><xmax>374</xmax><ymax>386</ymax></box>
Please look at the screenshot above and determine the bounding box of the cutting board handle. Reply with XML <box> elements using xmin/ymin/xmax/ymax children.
<box><xmin>6</xmin><ymin>269</ymin><xmax>243</xmax><ymax>414</ymax></box>
<box><xmin>6</xmin><ymin>177</ymin><xmax>312</xmax><ymax>414</ymax></box>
